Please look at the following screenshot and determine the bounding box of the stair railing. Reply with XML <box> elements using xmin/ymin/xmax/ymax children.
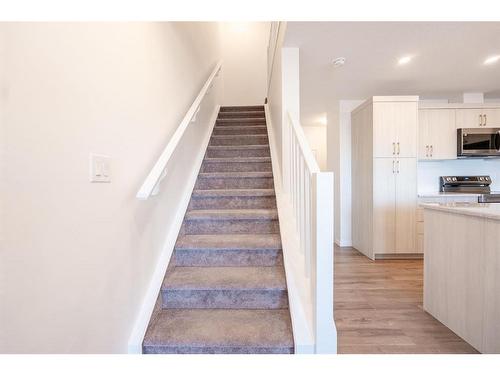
<box><xmin>136</xmin><ymin>61</ymin><xmax>222</xmax><ymax>200</ymax></box>
<box><xmin>275</xmin><ymin>110</ymin><xmax>336</xmax><ymax>353</ymax></box>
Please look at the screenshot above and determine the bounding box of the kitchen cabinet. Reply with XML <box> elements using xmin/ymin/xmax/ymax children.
<box><xmin>373</xmin><ymin>101</ymin><xmax>418</xmax><ymax>158</ymax></box>
<box><xmin>456</xmin><ymin>108</ymin><xmax>500</xmax><ymax>128</ymax></box>
<box><xmin>418</xmin><ymin>109</ymin><xmax>457</xmax><ymax>160</ymax></box>
<box><xmin>373</xmin><ymin>158</ymin><xmax>396</xmax><ymax>255</ymax></box>
<box><xmin>395</xmin><ymin>158</ymin><xmax>417</xmax><ymax>253</ymax></box>
<box><xmin>483</xmin><ymin>219</ymin><xmax>500</xmax><ymax>353</ymax></box>
<box><xmin>416</xmin><ymin>195</ymin><xmax>479</xmax><ymax>253</ymax></box>
<box><xmin>373</xmin><ymin>158</ymin><xmax>417</xmax><ymax>254</ymax></box>
<box><xmin>352</xmin><ymin>96</ymin><xmax>419</xmax><ymax>259</ymax></box>
<box><xmin>423</xmin><ymin>207</ymin><xmax>500</xmax><ymax>353</ymax></box>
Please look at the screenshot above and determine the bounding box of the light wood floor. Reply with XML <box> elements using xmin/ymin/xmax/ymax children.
<box><xmin>334</xmin><ymin>246</ymin><xmax>478</xmax><ymax>354</ymax></box>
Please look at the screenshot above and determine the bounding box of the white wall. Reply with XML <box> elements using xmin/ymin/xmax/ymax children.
<box><xmin>267</xmin><ymin>23</ymin><xmax>287</xmax><ymax>174</ymax></box>
<box><xmin>219</xmin><ymin>22</ymin><xmax>269</xmax><ymax>106</ymax></box>
<box><xmin>0</xmin><ymin>22</ymin><xmax>221</xmax><ymax>353</ymax></box>
<box><xmin>303</xmin><ymin>126</ymin><xmax>327</xmax><ymax>171</ymax></box>
<box><xmin>327</xmin><ymin>100</ymin><xmax>364</xmax><ymax>247</ymax></box>
<box><xmin>326</xmin><ymin>107</ymin><xmax>339</xmax><ymax>244</ymax></box>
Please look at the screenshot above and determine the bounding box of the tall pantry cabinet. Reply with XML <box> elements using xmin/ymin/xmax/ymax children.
<box><xmin>351</xmin><ymin>96</ymin><xmax>419</xmax><ymax>260</ymax></box>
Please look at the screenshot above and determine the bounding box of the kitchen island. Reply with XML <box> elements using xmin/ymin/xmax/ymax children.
<box><xmin>421</xmin><ymin>202</ymin><xmax>500</xmax><ymax>353</ymax></box>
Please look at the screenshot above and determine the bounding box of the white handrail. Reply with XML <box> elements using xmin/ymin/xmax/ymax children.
<box><xmin>136</xmin><ymin>61</ymin><xmax>222</xmax><ymax>200</ymax></box>
<box><xmin>286</xmin><ymin>112</ymin><xmax>320</xmax><ymax>173</ymax></box>
<box><xmin>266</xmin><ymin>22</ymin><xmax>282</xmax><ymax>97</ymax></box>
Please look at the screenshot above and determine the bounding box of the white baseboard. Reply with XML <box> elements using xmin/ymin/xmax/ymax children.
<box><xmin>335</xmin><ymin>239</ymin><xmax>352</xmax><ymax>247</ymax></box>
<box><xmin>127</xmin><ymin>105</ymin><xmax>220</xmax><ymax>354</ymax></box>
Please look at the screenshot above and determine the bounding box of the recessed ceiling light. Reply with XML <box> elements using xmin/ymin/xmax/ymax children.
<box><xmin>484</xmin><ymin>55</ymin><xmax>500</xmax><ymax>65</ymax></box>
<box><xmin>333</xmin><ymin>57</ymin><xmax>346</xmax><ymax>67</ymax></box>
<box><xmin>398</xmin><ymin>55</ymin><xmax>413</xmax><ymax>65</ymax></box>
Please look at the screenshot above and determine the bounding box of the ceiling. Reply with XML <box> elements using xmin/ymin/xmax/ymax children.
<box><xmin>283</xmin><ymin>22</ymin><xmax>500</xmax><ymax>126</ymax></box>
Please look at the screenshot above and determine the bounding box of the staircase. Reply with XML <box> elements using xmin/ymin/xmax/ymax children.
<box><xmin>142</xmin><ymin>105</ymin><xmax>294</xmax><ymax>354</ymax></box>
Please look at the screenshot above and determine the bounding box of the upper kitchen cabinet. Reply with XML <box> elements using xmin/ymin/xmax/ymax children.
<box><xmin>456</xmin><ymin>108</ymin><xmax>500</xmax><ymax>128</ymax></box>
<box><xmin>372</xmin><ymin>97</ymin><xmax>419</xmax><ymax>158</ymax></box>
<box><xmin>482</xmin><ymin>109</ymin><xmax>500</xmax><ymax>127</ymax></box>
<box><xmin>418</xmin><ymin>108</ymin><xmax>457</xmax><ymax>160</ymax></box>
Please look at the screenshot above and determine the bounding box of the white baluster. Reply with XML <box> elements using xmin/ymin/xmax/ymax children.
<box><xmin>304</xmin><ymin>168</ymin><xmax>311</xmax><ymax>277</ymax></box>
<box><xmin>299</xmin><ymin>155</ymin><xmax>305</xmax><ymax>255</ymax></box>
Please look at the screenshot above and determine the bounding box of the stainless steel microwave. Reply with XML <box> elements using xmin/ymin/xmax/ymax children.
<box><xmin>457</xmin><ymin>128</ymin><xmax>500</xmax><ymax>157</ymax></box>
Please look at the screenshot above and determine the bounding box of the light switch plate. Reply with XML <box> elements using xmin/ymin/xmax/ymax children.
<box><xmin>89</xmin><ymin>153</ymin><xmax>111</xmax><ymax>183</ymax></box>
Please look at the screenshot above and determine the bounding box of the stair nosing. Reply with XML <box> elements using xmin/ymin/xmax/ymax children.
<box><xmin>214</xmin><ymin>125</ymin><xmax>267</xmax><ymax>129</ymax></box>
<box><xmin>216</xmin><ymin>118</ymin><xmax>266</xmax><ymax>121</ymax></box>
<box><xmin>192</xmin><ymin>188</ymin><xmax>275</xmax><ymax>197</ymax></box>
<box><xmin>198</xmin><ymin>171</ymin><xmax>273</xmax><ymax>178</ymax></box>
<box><xmin>207</xmin><ymin>144</ymin><xmax>269</xmax><ymax>149</ymax></box>
<box><xmin>203</xmin><ymin>157</ymin><xmax>271</xmax><ymax>163</ymax></box>
<box><xmin>211</xmin><ymin>134</ymin><xmax>268</xmax><ymax>138</ymax></box>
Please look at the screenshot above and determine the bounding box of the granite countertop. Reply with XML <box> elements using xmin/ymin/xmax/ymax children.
<box><xmin>420</xmin><ymin>202</ymin><xmax>500</xmax><ymax>220</ymax></box>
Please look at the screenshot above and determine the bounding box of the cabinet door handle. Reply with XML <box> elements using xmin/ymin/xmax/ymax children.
<box><xmin>430</xmin><ymin>145</ymin><xmax>433</xmax><ymax>157</ymax></box>
<box><xmin>425</xmin><ymin>145</ymin><xmax>429</xmax><ymax>157</ymax></box>
<box><xmin>480</xmin><ymin>114</ymin><xmax>483</xmax><ymax>126</ymax></box>
<box><xmin>397</xmin><ymin>142</ymin><xmax>400</xmax><ymax>155</ymax></box>
<box><xmin>397</xmin><ymin>160</ymin><xmax>400</xmax><ymax>174</ymax></box>
<box><xmin>392</xmin><ymin>160</ymin><xmax>395</xmax><ymax>174</ymax></box>
<box><xmin>484</xmin><ymin>114</ymin><xmax>487</xmax><ymax>126</ymax></box>
<box><xmin>392</xmin><ymin>142</ymin><xmax>396</xmax><ymax>155</ymax></box>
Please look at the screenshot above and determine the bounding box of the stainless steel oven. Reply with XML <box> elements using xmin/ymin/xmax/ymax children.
<box><xmin>457</xmin><ymin>128</ymin><xmax>500</xmax><ymax>157</ymax></box>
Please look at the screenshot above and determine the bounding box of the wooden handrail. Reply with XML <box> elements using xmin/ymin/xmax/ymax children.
<box><xmin>136</xmin><ymin>61</ymin><xmax>222</xmax><ymax>200</ymax></box>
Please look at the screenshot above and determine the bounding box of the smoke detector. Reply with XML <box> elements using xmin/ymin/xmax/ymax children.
<box><xmin>333</xmin><ymin>57</ymin><xmax>346</xmax><ymax>67</ymax></box>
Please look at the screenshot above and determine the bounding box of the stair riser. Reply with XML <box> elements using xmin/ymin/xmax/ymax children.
<box><xmin>174</xmin><ymin>248</ymin><xmax>283</xmax><ymax>267</ymax></box>
<box><xmin>182</xmin><ymin>220</ymin><xmax>280</xmax><ymax>235</ymax></box>
<box><xmin>218</xmin><ymin>112</ymin><xmax>265</xmax><ymax>119</ymax></box>
<box><xmin>201</xmin><ymin>162</ymin><xmax>272</xmax><ymax>173</ymax></box>
<box><xmin>213</xmin><ymin>127</ymin><xmax>267</xmax><ymax>135</ymax></box>
<box><xmin>220</xmin><ymin>106</ymin><xmax>264</xmax><ymax>112</ymax></box>
<box><xmin>206</xmin><ymin>147</ymin><xmax>270</xmax><ymax>158</ymax></box>
<box><xmin>210</xmin><ymin>136</ymin><xmax>268</xmax><ymax>146</ymax></box>
<box><xmin>143</xmin><ymin>346</ymin><xmax>293</xmax><ymax>354</ymax></box>
<box><xmin>195</xmin><ymin>177</ymin><xmax>274</xmax><ymax>189</ymax></box>
<box><xmin>162</xmin><ymin>290</ymin><xmax>288</xmax><ymax>309</ymax></box>
<box><xmin>189</xmin><ymin>196</ymin><xmax>276</xmax><ymax>210</ymax></box>
<box><xmin>216</xmin><ymin>120</ymin><xmax>266</xmax><ymax>127</ymax></box>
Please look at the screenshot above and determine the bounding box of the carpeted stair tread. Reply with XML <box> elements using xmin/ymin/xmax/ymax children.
<box><xmin>208</xmin><ymin>144</ymin><xmax>269</xmax><ymax>150</ymax></box>
<box><xmin>206</xmin><ymin>145</ymin><xmax>271</xmax><ymax>158</ymax></box>
<box><xmin>215</xmin><ymin>119</ymin><xmax>266</xmax><ymax>126</ymax></box>
<box><xmin>210</xmin><ymin>134</ymin><xmax>268</xmax><ymax>146</ymax></box>
<box><xmin>175</xmin><ymin>233</ymin><xmax>282</xmax><ymax>250</ymax></box>
<box><xmin>142</xmin><ymin>309</ymin><xmax>293</xmax><ymax>354</ymax></box>
<box><xmin>163</xmin><ymin>266</ymin><xmax>286</xmax><ymax>290</ymax></box>
<box><xmin>214</xmin><ymin>125</ymin><xmax>267</xmax><ymax>130</ymax></box>
<box><xmin>199</xmin><ymin>171</ymin><xmax>273</xmax><ymax>178</ymax></box>
<box><xmin>210</xmin><ymin>134</ymin><xmax>268</xmax><ymax>139</ymax></box>
<box><xmin>217</xmin><ymin>111</ymin><xmax>266</xmax><ymax>119</ymax></box>
<box><xmin>203</xmin><ymin>157</ymin><xmax>271</xmax><ymax>163</ymax></box>
<box><xmin>220</xmin><ymin>105</ymin><xmax>264</xmax><ymax>112</ymax></box>
<box><xmin>174</xmin><ymin>247</ymin><xmax>282</xmax><ymax>267</ymax></box>
<box><xmin>185</xmin><ymin>208</ymin><xmax>278</xmax><ymax>221</ymax></box>
<box><xmin>192</xmin><ymin>188</ymin><xmax>275</xmax><ymax>197</ymax></box>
